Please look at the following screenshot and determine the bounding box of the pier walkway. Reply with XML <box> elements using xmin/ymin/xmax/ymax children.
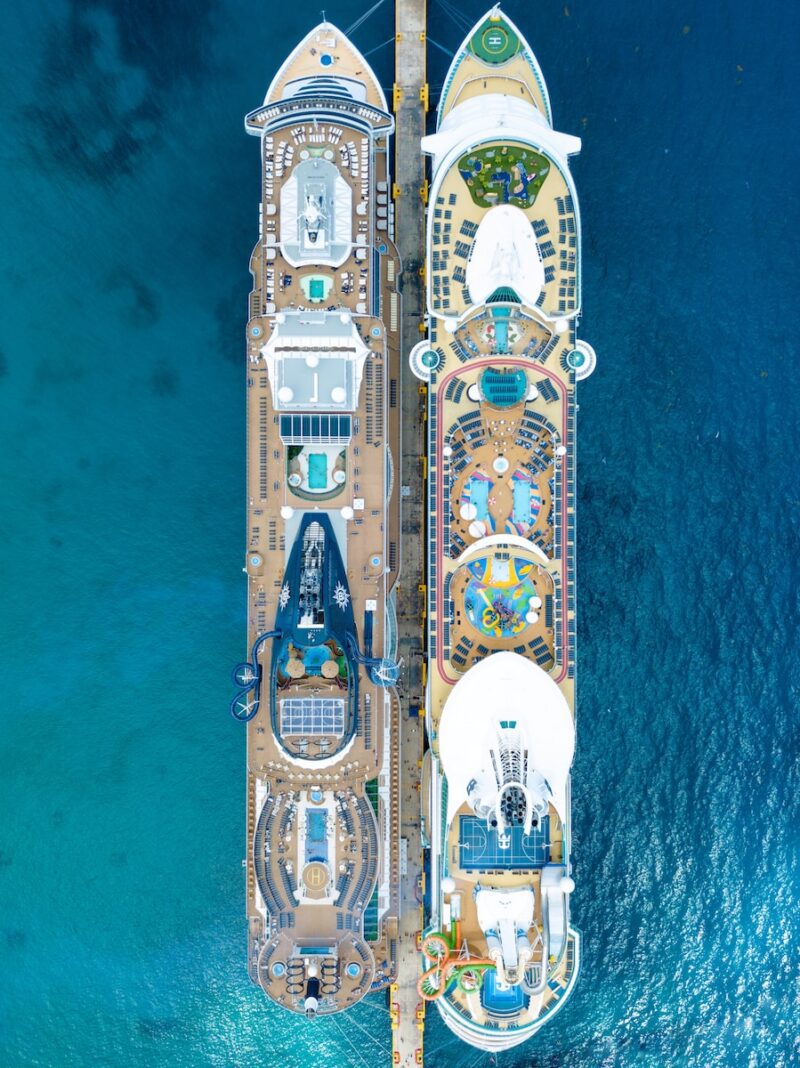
<box><xmin>392</xmin><ymin>1</ymin><xmax>427</xmax><ymax>1065</ymax></box>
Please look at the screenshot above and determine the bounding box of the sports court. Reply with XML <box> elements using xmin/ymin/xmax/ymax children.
<box><xmin>458</xmin><ymin>814</ymin><xmax>551</xmax><ymax>870</ymax></box>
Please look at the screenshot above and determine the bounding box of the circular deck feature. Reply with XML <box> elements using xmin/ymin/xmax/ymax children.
<box><xmin>463</xmin><ymin>556</ymin><xmax>541</xmax><ymax>639</ymax></box>
<box><xmin>302</xmin><ymin>861</ymin><xmax>330</xmax><ymax>894</ymax></box>
<box><xmin>409</xmin><ymin>341</ymin><xmax>441</xmax><ymax>381</ymax></box>
<box><xmin>470</xmin><ymin>16</ymin><xmax>520</xmax><ymax>64</ymax></box>
<box><xmin>285</xmin><ymin>657</ymin><xmax>304</xmax><ymax>679</ymax></box>
<box><xmin>568</xmin><ymin>340</ymin><xmax>597</xmax><ymax>380</ymax></box>
<box><xmin>320</xmin><ymin>659</ymin><xmax>339</xmax><ymax>679</ymax></box>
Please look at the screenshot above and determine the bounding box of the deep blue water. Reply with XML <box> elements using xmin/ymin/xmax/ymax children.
<box><xmin>1</xmin><ymin>1</ymin><xmax>798</xmax><ymax>1066</ymax></box>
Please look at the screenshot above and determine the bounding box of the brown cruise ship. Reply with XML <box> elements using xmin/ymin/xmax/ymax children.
<box><xmin>231</xmin><ymin>22</ymin><xmax>402</xmax><ymax>1017</ymax></box>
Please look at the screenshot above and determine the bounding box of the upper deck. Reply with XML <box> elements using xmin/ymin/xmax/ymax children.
<box><xmin>236</xmin><ymin>24</ymin><xmax>401</xmax><ymax>1017</ymax></box>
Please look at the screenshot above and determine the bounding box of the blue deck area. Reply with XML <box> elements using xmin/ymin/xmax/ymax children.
<box><xmin>480</xmin><ymin>969</ymin><xmax>526</xmax><ymax>1015</ymax></box>
<box><xmin>480</xmin><ymin>366</ymin><xmax>527</xmax><ymax>407</ymax></box>
<box><xmin>458</xmin><ymin>814</ymin><xmax>550</xmax><ymax>870</ymax></box>
<box><xmin>302</xmin><ymin>645</ymin><xmax>332</xmax><ymax>673</ymax></box>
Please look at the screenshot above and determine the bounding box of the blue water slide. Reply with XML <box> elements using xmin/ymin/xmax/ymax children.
<box><xmin>229</xmin><ymin>629</ymin><xmax>281</xmax><ymax>722</ymax></box>
<box><xmin>344</xmin><ymin>630</ymin><xmax>400</xmax><ymax>688</ymax></box>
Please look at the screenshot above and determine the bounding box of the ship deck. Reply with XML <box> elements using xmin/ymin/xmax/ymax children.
<box><xmin>418</xmin><ymin>9</ymin><xmax>585</xmax><ymax>1048</ymax></box>
<box><xmin>240</xmin><ymin>24</ymin><xmax>402</xmax><ymax>1016</ymax></box>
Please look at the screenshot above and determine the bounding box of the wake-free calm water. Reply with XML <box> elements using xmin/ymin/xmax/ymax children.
<box><xmin>1</xmin><ymin>1</ymin><xmax>797</xmax><ymax>1065</ymax></box>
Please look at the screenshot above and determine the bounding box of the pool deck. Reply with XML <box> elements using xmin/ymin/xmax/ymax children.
<box><xmin>426</xmin><ymin>352</ymin><xmax>575</xmax><ymax>730</ymax></box>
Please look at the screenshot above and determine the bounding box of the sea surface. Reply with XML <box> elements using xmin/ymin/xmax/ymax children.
<box><xmin>0</xmin><ymin>1</ymin><xmax>798</xmax><ymax>1065</ymax></box>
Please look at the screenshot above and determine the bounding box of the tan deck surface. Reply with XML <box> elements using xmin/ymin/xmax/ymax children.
<box><xmin>242</xmin><ymin>25</ymin><xmax>402</xmax><ymax>1015</ymax></box>
<box><xmin>421</xmin><ymin>24</ymin><xmax>581</xmax><ymax>1036</ymax></box>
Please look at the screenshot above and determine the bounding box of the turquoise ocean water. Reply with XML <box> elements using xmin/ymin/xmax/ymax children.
<box><xmin>1</xmin><ymin>1</ymin><xmax>798</xmax><ymax>1065</ymax></box>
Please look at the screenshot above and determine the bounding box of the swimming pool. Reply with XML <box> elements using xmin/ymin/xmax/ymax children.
<box><xmin>494</xmin><ymin>319</ymin><xmax>509</xmax><ymax>352</ymax></box>
<box><xmin>306</xmin><ymin>809</ymin><xmax>328</xmax><ymax>863</ymax></box>
<box><xmin>308</xmin><ymin>453</ymin><xmax>328</xmax><ymax>490</ymax></box>
<box><xmin>512</xmin><ymin>476</ymin><xmax>532</xmax><ymax>526</ymax></box>
<box><xmin>468</xmin><ymin>476</ymin><xmax>491</xmax><ymax>520</ymax></box>
<box><xmin>302</xmin><ymin>645</ymin><xmax>331</xmax><ymax>674</ymax></box>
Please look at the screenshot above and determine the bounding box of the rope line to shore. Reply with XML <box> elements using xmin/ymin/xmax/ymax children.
<box><xmin>433</xmin><ymin>0</ymin><xmax>473</xmax><ymax>35</ymax></box>
<box><xmin>346</xmin><ymin>0</ymin><xmax>388</xmax><ymax>37</ymax></box>
<box><xmin>363</xmin><ymin>35</ymin><xmax>395</xmax><ymax>58</ymax></box>
<box><xmin>427</xmin><ymin>35</ymin><xmax>455</xmax><ymax>58</ymax></box>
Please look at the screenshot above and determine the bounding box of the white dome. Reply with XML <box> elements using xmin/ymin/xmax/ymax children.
<box><xmin>438</xmin><ymin>651</ymin><xmax>574</xmax><ymax>826</ymax></box>
<box><xmin>466</xmin><ymin>204</ymin><xmax>544</xmax><ymax>308</ymax></box>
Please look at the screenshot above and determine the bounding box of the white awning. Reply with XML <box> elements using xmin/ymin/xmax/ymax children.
<box><xmin>466</xmin><ymin>204</ymin><xmax>545</xmax><ymax>308</ymax></box>
<box><xmin>422</xmin><ymin>94</ymin><xmax>581</xmax><ymax>172</ymax></box>
<box><xmin>261</xmin><ymin>309</ymin><xmax>369</xmax><ymax>411</ymax></box>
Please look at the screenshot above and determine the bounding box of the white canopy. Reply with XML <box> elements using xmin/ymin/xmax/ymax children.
<box><xmin>466</xmin><ymin>204</ymin><xmax>544</xmax><ymax>308</ymax></box>
<box><xmin>279</xmin><ymin>159</ymin><xmax>352</xmax><ymax>268</ymax></box>
<box><xmin>438</xmin><ymin>651</ymin><xmax>574</xmax><ymax>825</ymax></box>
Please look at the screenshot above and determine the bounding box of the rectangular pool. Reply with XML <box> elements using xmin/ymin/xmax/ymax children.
<box><xmin>469</xmin><ymin>476</ymin><xmax>491</xmax><ymax>520</ymax></box>
<box><xmin>512</xmin><ymin>478</ymin><xmax>532</xmax><ymax>526</ymax></box>
<box><xmin>308</xmin><ymin>453</ymin><xmax>328</xmax><ymax>490</ymax></box>
<box><xmin>306</xmin><ymin>809</ymin><xmax>329</xmax><ymax>863</ymax></box>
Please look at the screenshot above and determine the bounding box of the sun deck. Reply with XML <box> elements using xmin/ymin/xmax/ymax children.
<box><xmin>439</xmin><ymin>796</ymin><xmax>566</xmax><ymax>979</ymax></box>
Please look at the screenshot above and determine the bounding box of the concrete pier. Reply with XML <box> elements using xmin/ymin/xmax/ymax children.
<box><xmin>392</xmin><ymin>1</ymin><xmax>428</xmax><ymax>1065</ymax></box>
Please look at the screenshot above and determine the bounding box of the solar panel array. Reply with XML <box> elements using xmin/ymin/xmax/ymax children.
<box><xmin>279</xmin><ymin>414</ymin><xmax>352</xmax><ymax>444</ymax></box>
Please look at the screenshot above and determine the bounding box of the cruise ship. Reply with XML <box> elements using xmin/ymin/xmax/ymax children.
<box><xmin>413</xmin><ymin>8</ymin><xmax>595</xmax><ymax>1051</ymax></box>
<box><xmin>232</xmin><ymin>23</ymin><xmax>402</xmax><ymax>1017</ymax></box>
